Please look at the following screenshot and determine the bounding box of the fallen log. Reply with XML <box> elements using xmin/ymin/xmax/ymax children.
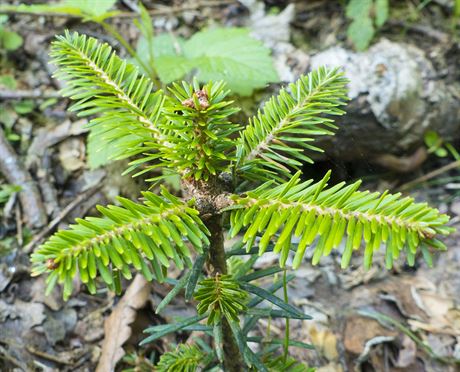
<box><xmin>309</xmin><ymin>39</ymin><xmax>460</xmax><ymax>167</ymax></box>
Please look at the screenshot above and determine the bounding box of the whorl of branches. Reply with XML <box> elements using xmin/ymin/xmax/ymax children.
<box><xmin>195</xmin><ymin>274</ymin><xmax>248</xmax><ymax>324</ymax></box>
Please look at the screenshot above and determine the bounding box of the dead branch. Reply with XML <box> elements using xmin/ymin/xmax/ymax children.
<box><xmin>398</xmin><ymin>158</ymin><xmax>460</xmax><ymax>191</ymax></box>
<box><xmin>386</xmin><ymin>20</ymin><xmax>450</xmax><ymax>43</ymax></box>
<box><xmin>0</xmin><ymin>127</ymin><xmax>46</xmax><ymax>229</ymax></box>
<box><xmin>0</xmin><ymin>89</ymin><xmax>61</xmax><ymax>100</ymax></box>
<box><xmin>24</xmin><ymin>186</ymin><xmax>101</xmax><ymax>253</ymax></box>
<box><xmin>0</xmin><ymin>0</ymin><xmax>236</xmax><ymax>19</ymax></box>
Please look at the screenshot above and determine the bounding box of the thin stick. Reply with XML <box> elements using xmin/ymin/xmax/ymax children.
<box><xmin>26</xmin><ymin>346</ymin><xmax>74</xmax><ymax>365</ymax></box>
<box><xmin>0</xmin><ymin>345</ymin><xmax>30</xmax><ymax>371</ymax></box>
<box><xmin>0</xmin><ymin>0</ymin><xmax>236</xmax><ymax>19</ymax></box>
<box><xmin>24</xmin><ymin>186</ymin><xmax>100</xmax><ymax>253</ymax></box>
<box><xmin>386</xmin><ymin>20</ymin><xmax>450</xmax><ymax>43</ymax></box>
<box><xmin>398</xmin><ymin>159</ymin><xmax>460</xmax><ymax>191</ymax></box>
<box><xmin>15</xmin><ymin>204</ymin><xmax>23</xmax><ymax>246</ymax></box>
<box><xmin>0</xmin><ymin>89</ymin><xmax>61</xmax><ymax>100</ymax></box>
<box><xmin>0</xmin><ymin>127</ymin><xmax>47</xmax><ymax>229</ymax></box>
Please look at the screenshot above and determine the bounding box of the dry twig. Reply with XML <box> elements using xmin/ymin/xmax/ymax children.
<box><xmin>0</xmin><ymin>0</ymin><xmax>236</xmax><ymax>18</ymax></box>
<box><xmin>386</xmin><ymin>20</ymin><xmax>450</xmax><ymax>43</ymax></box>
<box><xmin>24</xmin><ymin>186</ymin><xmax>100</xmax><ymax>253</ymax></box>
<box><xmin>26</xmin><ymin>346</ymin><xmax>74</xmax><ymax>365</ymax></box>
<box><xmin>374</xmin><ymin>147</ymin><xmax>428</xmax><ymax>173</ymax></box>
<box><xmin>0</xmin><ymin>89</ymin><xmax>61</xmax><ymax>100</ymax></box>
<box><xmin>398</xmin><ymin>159</ymin><xmax>460</xmax><ymax>191</ymax></box>
<box><xmin>0</xmin><ymin>127</ymin><xmax>46</xmax><ymax>229</ymax></box>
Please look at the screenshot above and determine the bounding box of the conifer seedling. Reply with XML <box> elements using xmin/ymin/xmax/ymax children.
<box><xmin>31</xmin><ymin>31</ymin><xmax>454</xmax><ymax>371</ymax></box>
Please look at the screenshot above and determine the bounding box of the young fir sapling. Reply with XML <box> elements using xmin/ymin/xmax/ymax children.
<box><xmin>30</xmin><ymin>31</ymin><xmax>454</xmax><ymax>371</ymax></box>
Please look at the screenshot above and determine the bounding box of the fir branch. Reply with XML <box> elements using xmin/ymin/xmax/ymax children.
<box><xmin>155</xmin><ymin>344</ymin><xmax>205</xmax><ymax>372</ymax></box>
<box><xmin>229</xmin><ymin>172</ymin><xmax>453</xmax><ymax>269</ymax></box>
<box><xmin>31</xmin><ymin>188</ymin><xmax>209</xmax><ymax>299</ymax></box>
<box><xmin>50</xmin><ymin>31</ymin><xmax>167</xmax><ymax>162</ymax></box>
<box><xmin>235</xmin><ymin>67</ymin><xmax>348</xmax><ymax>182</ymax></box>
<box><xmin>195</xmin><ymin>274</ymin><xmax>248</xmax><ymax>324</ymax></box>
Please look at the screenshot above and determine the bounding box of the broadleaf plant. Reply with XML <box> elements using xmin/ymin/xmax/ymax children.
<box><xmin>346</xmin><ymin>0</ymin><xmax>389</xmax><ymax>51</ymax></box>
<box><xmin>0</xmin><ymin>15</ymin><xmax>23</xmax><ymax>51</ymax></box>
<box><xmin>31</xmin><ymin>31</ymin><xmax>454</xmax><ymax>371</ymax></box>
<box><xmin>0</xmin><ymin>0</ymin><xmax>119</xmax><ymax>20</ymax></box>
<box><xmin>136</xmin><ymin>27</ymin><xmax>279</xmax><ymax>96</ymax></box>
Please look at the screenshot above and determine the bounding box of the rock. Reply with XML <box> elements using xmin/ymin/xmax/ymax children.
<box><xmin>0</xmin><ymin>300</ymin><xmax>46</xmax><ymax>331</ymax></box>
<box><xmin>243</xmin><ymin>0</ymin><xmax>309</xmax><ymax>82</ymax></box>
<box><xmin>309</xmin><ymin>39</ymin><xmax>460</xmax><ymax>162</ymax></box>
<box><xmin>42</xmin><ymin>307</ymin><xmax>77</xmax><ymax>345</ymax></box>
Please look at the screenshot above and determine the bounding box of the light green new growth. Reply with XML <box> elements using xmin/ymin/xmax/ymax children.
<box><xmin>155</xmin><ymin>344</ymin><xmax>204</xmax><ymax>372</ymax></box>
<box><xmin>195</xmin><ymin>274</ymin><xmax>248</xmax><ymax>325</ymax></box>
<box><xmin>50</xmin><ymin>31</ymin><xmax>165</xmax><ymax>165</ymax></box>
<box><xmin>236</xmin><ymin>67</ymin><xmax>348</xmax><ymax>183</ymax></box>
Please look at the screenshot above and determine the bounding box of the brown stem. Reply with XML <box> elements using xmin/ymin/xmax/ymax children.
<box><xmin>398</xmin><ymin>158</ymin><xmax>460</xmax><ymax>191</ymax></box>
<box><xmin>206</xmin><ymin>215</ymin><xmax>227</xmax><ymax>275</ymax></box>
<box><xmin>204</xmin><ymin>213</ymin><xmax>244</xmax><ymax>372</ymax></box>
<box><xmin>182</xmin><ymin>176</ymin><xmax>243</xmax><ymax>371</ymax></box>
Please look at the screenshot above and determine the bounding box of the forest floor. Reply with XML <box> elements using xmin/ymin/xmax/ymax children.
<box><xmin>1</xmin><ymin>0</ymin><xmax>460</xmax><ymax>371</ymax></box>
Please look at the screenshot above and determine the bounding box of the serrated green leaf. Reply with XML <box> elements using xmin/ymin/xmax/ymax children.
<box><xmin>346</xmin><ymin>0</ymin><xmax>373</xmax><ymax>19</ymax></box>
<box><xmin>138</xmin><ymin>28</ymin><xmax>279</xmax><ymax>96</ymax></box>
<box><xmin>375</xmin><ymin>0</ymin><xmax>390</xmax><ymax>27</ymax></box>
<box><xmin>347</xmin><ymin>18</ymin><xmax>375</xmax><ymax>51</ymax></box>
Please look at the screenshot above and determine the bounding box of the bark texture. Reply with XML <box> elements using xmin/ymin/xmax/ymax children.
<box><xmin>0</xmin><ymin>127</ymin><xmax>46</xmax><ymax>228</ymax></box>
<box><xmin>182</xmin><ymin>176</ymin><xmax>244</xmax><ymax>372</ymax></box>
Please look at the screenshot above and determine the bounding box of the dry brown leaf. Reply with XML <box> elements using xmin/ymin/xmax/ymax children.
<box><xmin>408</xmin><ymin>287</ymin><xmax>460</xmax><ymax>335</ymax></box>
<box><xmin>58</xmin><ymin>137</ymin><xmax>86</xmax><ymax>172</ymax></box>
<box><xmin>308</xmin><ymin>325</ymin><xmax>339</xmax><ymax>361</ymax></box>
<box><xmin>343</xmin><ymin>315</ymin><xmax>397</xmax><ymax>355</ymax></box>
<box><xmin>415</xmin><ymin>290</ymin><xmax>453</xmax><ymax>320</ymax></box>
<box><xmin>394</xmin><ymin>334</ymin><xmax>417</xmax><ymax>368</ymax></box>
<box><xmin>316</xmin><ymin>362</ymin><xmax>344</xmax><ymax>372</ymax></box>
<box><xmin>378</xmin><ymin>277</ymin><xmax>430</xmax><ymax>320</ymax></box>
<box><xmin>408</xmin><ymin>319</ymin><xmax>460</xmax><ymax>336</ymax></box>
<box><xmin>96</xmin><ymin>275</ymin><xmax>150</xmax><ymax>372</ymax></box>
